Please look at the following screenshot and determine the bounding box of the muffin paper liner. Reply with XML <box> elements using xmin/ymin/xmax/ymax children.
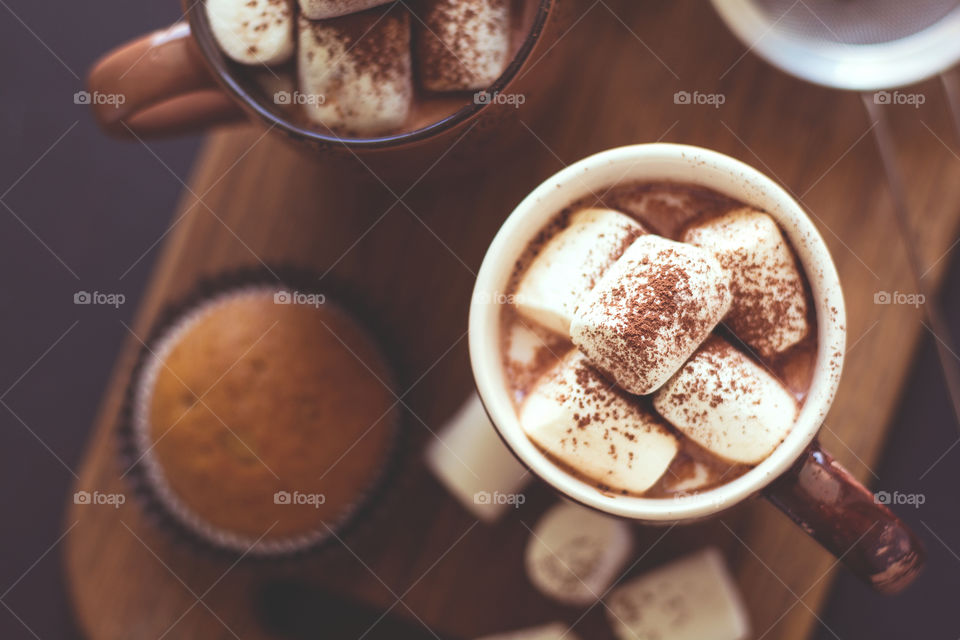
<box><xmin>117</xmin><ymin>266</ymin><xmax>406</xmax><ymax>559</ymax></box>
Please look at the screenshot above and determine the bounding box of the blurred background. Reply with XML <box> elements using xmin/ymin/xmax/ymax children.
<box><xmin>1</xmin><ymin>1</ymin><xmax>960</xmax><ymax>638</ymax></box>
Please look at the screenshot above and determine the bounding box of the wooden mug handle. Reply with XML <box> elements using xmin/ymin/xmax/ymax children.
<box><xmin>87</xmin><ymin>22</ymin><xmax>246</xmax><ymax>138</ymax></box>
<box><xmin>764</xmin><ymin>440</ymin><xmax>924</xmax><ymax>594</ymax></box>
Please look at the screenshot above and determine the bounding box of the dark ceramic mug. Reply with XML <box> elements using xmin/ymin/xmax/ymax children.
<box><xmin>87</xmin><ymin>0</ymin><xmax>565</xmax><ymax>160</ymax></box>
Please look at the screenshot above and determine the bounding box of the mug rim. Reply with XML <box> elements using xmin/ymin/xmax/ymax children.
<box><xmin>468</xmin><ymin>143</ymin><xmax>847</xmax><ymax>521</ymax></box>
<box><xmin>184</xmin><ymin>0</ymin><xmax>554</xmax><ymax>150</ymax></box>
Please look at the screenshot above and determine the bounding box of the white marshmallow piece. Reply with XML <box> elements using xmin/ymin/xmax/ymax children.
<box><xmin>297</xmin><ymin>9</ymin><xmax>412</xmax><ymax>136</ymax></box>
<box><xmin>520</xmin><ymin>350</ymin><xmax>678</xmax><ymax>494</ymax></box>
<box><xmin>653</xmin><ymin>336</ymin><xmax>798</xmax><ymax>465</ymax></box>
<box><xmin>571</xmin><ymin>235</ymin><xmax>732</xmax><ymax>395</ymax></box>
<box><xmin>299</xmin><ymin>0</ymin><xmax>392</xmax><ymax>19</ymax></box>
<box><xmin>416</xmin><ymin>0</ymin><xmax>512</xmax><ymax>91</ymax></box>
<box><xmin>525</xmin><ymin>502</ymin><xmax>633</xmax><ymax>605</ymax></box>
<box><xmin>506</xmin><ymin>321</ymin><xmax>547</xmax><ymax>368</ymax></box>
<box><xmin>659</xmin><ymin>459</ymin><xmax>714</xmax><ymax>494</ymax></box>
<box><xmin>606</xmin><ymin>548</ymin><xmax>750</xmax><ymax>640</ymax></box>
<box><xmin>684</xmin><ymin>207</ymin><xmax>810</xmax><ymax>358</ymax></box>
<box><xmin>476</xmin><ymin>623</ymin><xmax>581</xmax><ymax>640</ymax></box>
<box><xmin>425</xmin><ymin>393</ymin><xmax>531</xmax><ymax>523</ymax></box>
<box><xmin>206</xmin><ymin>0</ymin><xmax>294</xmax><ymax>66</ymax></box>
<box><xmin>515</xmin><ymin>208</ymin><xmax>645</xmax><ymax>337</ymax></box>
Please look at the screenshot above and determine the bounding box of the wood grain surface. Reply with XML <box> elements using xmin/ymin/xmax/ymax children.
<box><xmin>63</xmin><ymin>1</ymin><xmax>960</xmax><ymax>638</ymax></box>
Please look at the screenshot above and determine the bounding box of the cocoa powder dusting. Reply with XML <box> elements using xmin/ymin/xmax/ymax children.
<box><xmin>500</xmin><ymin>181</ymin><xmax>816</xmax><ymax>497</ymax></box>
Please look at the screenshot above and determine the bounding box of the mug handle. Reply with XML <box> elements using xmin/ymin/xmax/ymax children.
<box><xmin>87</xmin><ymin>22</ymin><xmax>246</xmax><ymax>138</ymax></box>
<box><xmin>764</xmin><ymin>439</ymin><xmax>924</xmax><ymax>594</ymax></box>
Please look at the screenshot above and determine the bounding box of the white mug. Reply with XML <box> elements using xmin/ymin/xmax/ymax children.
<box><xmin>467</xmin><ymin>143</ymin><xmax>923</xmax><ymax>594</ymax></box>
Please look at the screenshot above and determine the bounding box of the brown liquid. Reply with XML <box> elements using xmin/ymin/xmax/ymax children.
<box><xmin>500</xmin><ymin>181</ymin><xmax>819</xmax><ymax>498</ymax></box>
<box><xmin>228</xmin><ymin>0</ymin><xmax>542</xmax><ymax>137</ymax></box>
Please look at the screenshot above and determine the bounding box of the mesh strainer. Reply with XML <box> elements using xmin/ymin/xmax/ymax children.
<box><xmin>712</xmin><ymin>0</ymin><xmax>960</xmax><ymax>430</ymax></box>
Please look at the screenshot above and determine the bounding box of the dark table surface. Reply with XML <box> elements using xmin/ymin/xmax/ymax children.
<box><xmin>1</xmin><ymin>1</ymin><xmax>959</xmax><ymax>639</ymax></box>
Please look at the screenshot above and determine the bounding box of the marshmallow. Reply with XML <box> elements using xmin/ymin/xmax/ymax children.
<box><xmin>684</xmin><ymin>207</ymin><xmax>809</xmax><ymax>358</ymax></box>
<box><xmin>525</xmin><ymin>502</ymin><xmax>633</xmax><ymax>605</ymax></box>
<box><xmin>206</xmin><ymin>0</ymin><xmax>295</xmax><ymax>66</ymax></box>
<box><xmin>653</xmin><ymin>336</ymin><xmax>798</xmax><ymax>465</ymax></box>
<box><xmin>476</xmin><ymin>623</ymin><xmax>581</xmax><ymax>640</ymax></box>
<box><xmin>606</xmin><ymin>548</ymin><xmax>750</xmax><ymax>640</ymax></box>
<box><xmin>415</xmin><ymin>0</ymin><xmax>512</xmax><ymax>91</ymax></box>
<box><xmin>297</xmin><ymin>8</ymin><xmax>412</xmax><ymax>135</ymax></box>
<box><xmin>571</xmin><ymin>235</ymin><xmax>732</xmax><ymax>395</ymax></box>
<box><xmin>299</xmin><ymin>0</ymin><xmax>392</xmax><ymax>19</ymax></box>
<box><xmin>514</xmin><ymin>208</ymin><xmax>645</xmax><ymax>337</ymax></box>
<box><xmin>659</xmin><ymin>458</ymin><xmax>715</xmax><ymax>494</ymax></box>
<box><xmin>425</xmin><ymin>393</ymin><xmax>531</xmax><ymax>523</ymax></box>
<box><xmin>520</xmin><ymin>350</ymin><xmax>678</xmax><ymax>494</ymax></box>
<box><xmin>506</xmin><ymin>321</ymin><xmax>547</xmax><ymax>367</ymax></box>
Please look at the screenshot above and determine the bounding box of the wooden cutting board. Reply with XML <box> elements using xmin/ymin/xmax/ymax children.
<box><xmin>64</xmin><ymin>1</ymin><xmax>960</xmax><ymax>638</ymax></box>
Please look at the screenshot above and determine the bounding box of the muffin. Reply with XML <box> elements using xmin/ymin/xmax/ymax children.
<box><xmin>128</xmin><ymin>283</ymin><xmax>399</xmax><ymax>555</ymax></box>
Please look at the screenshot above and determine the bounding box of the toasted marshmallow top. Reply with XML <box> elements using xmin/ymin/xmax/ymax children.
<box><xmin>297</xmin><ymin>9</ymin><xmax>412</xmax><ymax>136</ymax></box>
<box><xmin>684</xmin><ymin>207</ymin><xmax>809</xmax><ymax>357</ymax></box>
<box><xmin>415</xmin><ymin>0</ymin><xmax>512</xmax><ymax>91</ymax></box>
<box><xmin>653</xmin><ymin>336</ymin><xmax>798</xmax><ymax>464</ymax></box>
<box><xmin>298</xmin><ymin>0</ymin><xmax>391</xmax><ymax>19</ymax></box>
<box><xmin>206</xmin><ymin>0</ymin><xmax>295</xmax><ymax>66</ymax></box>
<box><xmin>514</xmin><ymin>208</ymin><xmax>645</xmax><ymax>337</ymax></box>
<box><xmin>520</xmin><ymin>350</ymin><xmax>678</xmax><ymax>494</ymax></box>
<box><xmin>571</xmin><ymin>235</ymin><xmax>732</xmax><ymax>395</ymax></box>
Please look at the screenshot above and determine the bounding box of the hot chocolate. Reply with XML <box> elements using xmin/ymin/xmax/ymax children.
<box><xmin>499</xmin><ymin>182</ymin><xmax>817</xmax><ymax>498</ymax></box>
<box><xmin>204</xmin><ymin>0</ymin><xmax>540</xmax><ymax>137</ymax></box>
